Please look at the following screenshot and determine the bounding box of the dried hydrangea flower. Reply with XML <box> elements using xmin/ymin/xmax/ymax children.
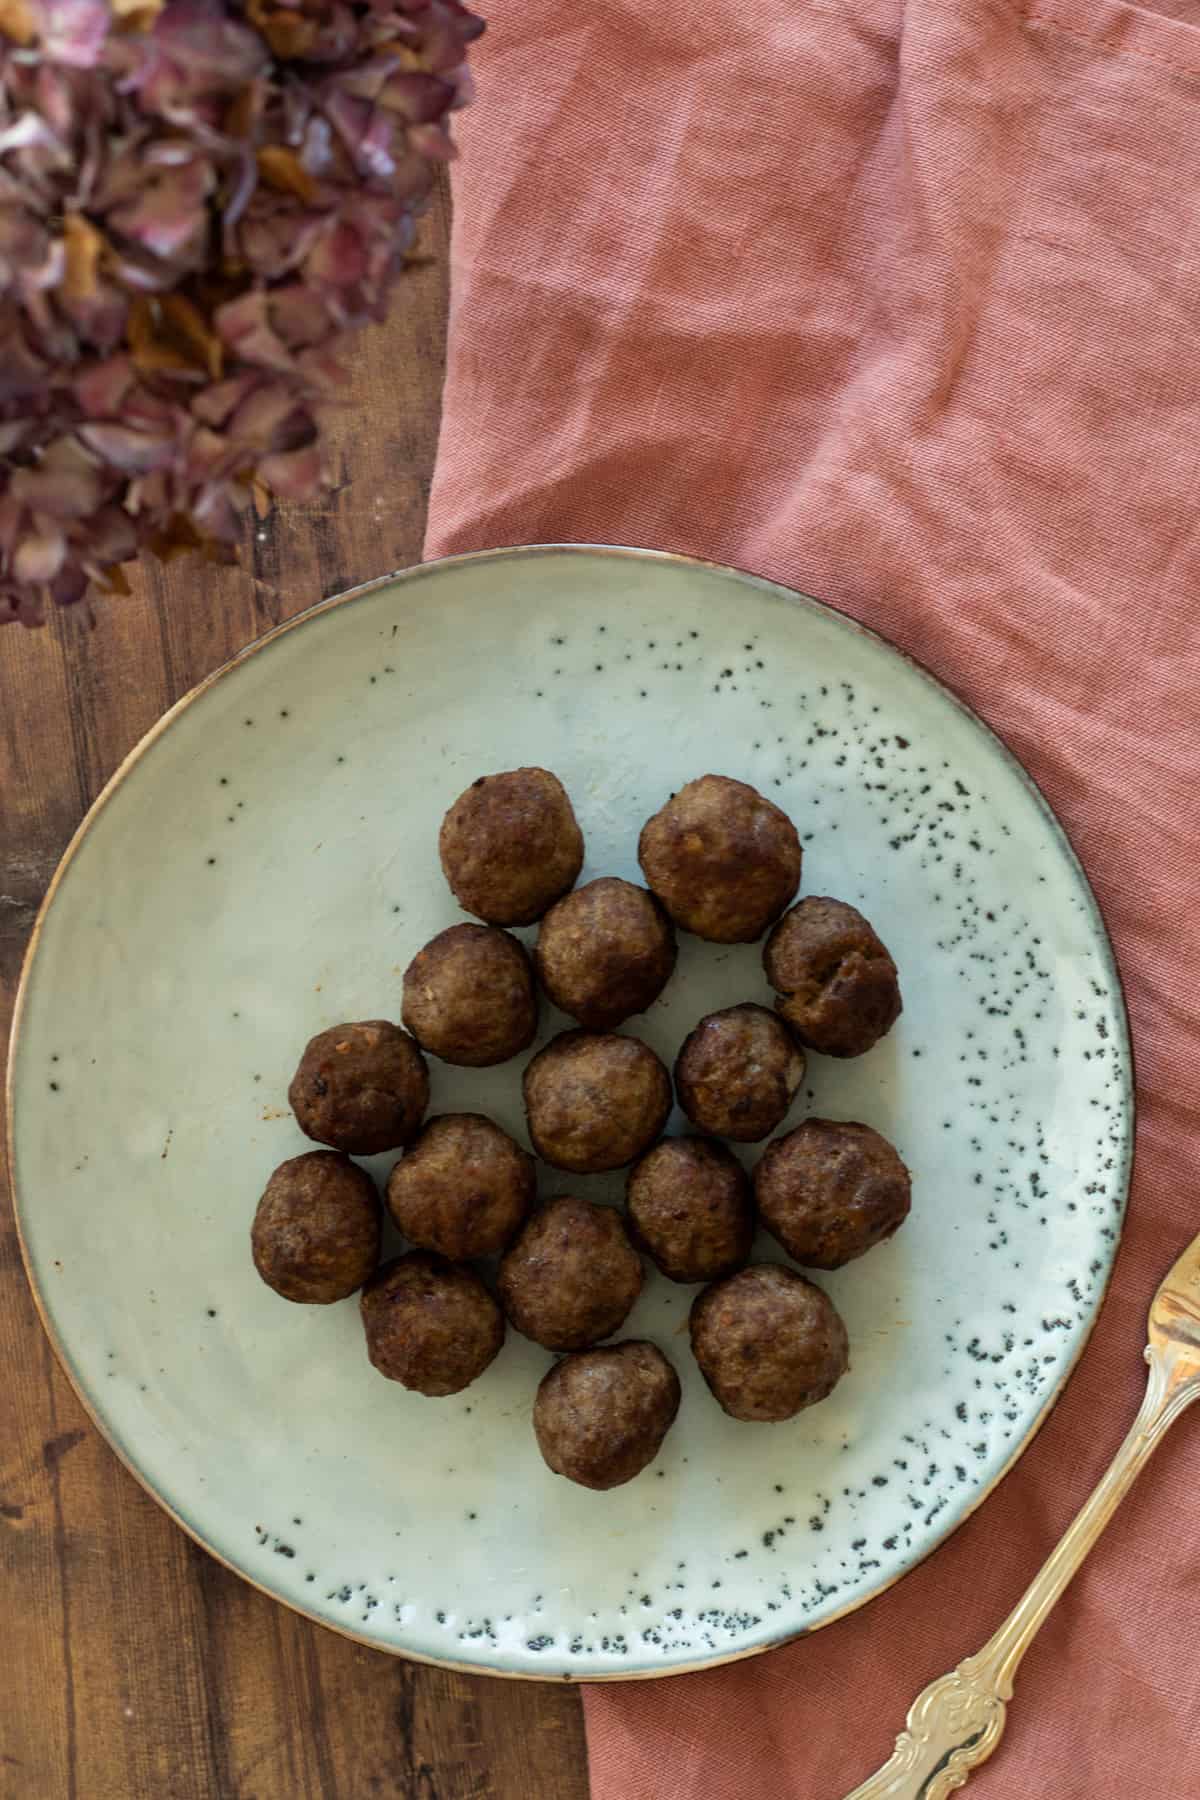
<box><xmin>0</xmin><ymin>0</ymin><xmax>483</xmax><ymax>624</ymax></box>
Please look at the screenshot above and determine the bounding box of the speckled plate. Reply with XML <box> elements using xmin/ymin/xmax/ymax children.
<box><xmin>10</xmin><ymin>546</ymin><xmax>1133</xmax><ymax>1680</ymax></box>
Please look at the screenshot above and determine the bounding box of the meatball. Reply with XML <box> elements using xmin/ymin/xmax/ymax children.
<box><xmin>523</xmin><ymin>1030</ymin><xmax>672</xmax><ymax>1173</ymax></box>
<box><xmin>535</xmin><ymin>877</ymin><xmax>676</xmax><ymax>1031</ymax></box>
<box><xmin>626</xmin><ymin>1137</ymin><xmax>754</xmax><ymax>1283</ymax></box>
<box><xmin>497</xmin><ymin>1196</ymin><xmax>644</xmax><ymax>1350</ymax></box>
<box><xmin>386</xmin><ymin>1113</ymin><xmax>535</xmax><ymax>1260</ymax></box>
<box><xmin>690</xmin><ymin>1264</ymin><xmax>849</xmax><ymax>1421</ymax></box>
<box><xmin>674</xmin><ymin>1003</ymin><xmax>806</xmax><ymax>1143</ymax></box>
<box><xmin>638</xmin><ymin>774</ymin><xmax>801</xmax><ymax>943</ymax></box>
<box><xmin>755</xmin><ymin>1118</ymin><xmax>911</xmax><ymax>1268</ymax></box>
<box><xmin>533</xmin><ymin>1342</ymin><xmax>681</xmax><ymax>1489</ymax></box>
<box><xmin>763</xmin><ymin>896</ymin><xmax>901</xmax><ymax>1057</ymax></box>
<box><xmin>439</xmin><ymin>767</ymin><xmax>584</xmax><ymax>926</ymax></box>
<box><xmin>360</xmin><ymin>1252</ymin><xmax>504</xmax><ymax>1396</ymax></box>
<box><xmin>288</xmin><ymin>1020</ymin><xmax>429</xmax><ymax>1155</ymax></box>
<box><xmin>402</xmin><ymin>924</ymin><xmax>537</xmax><ymax>1067</ymax></box>
<box><xmin>251</xmin><ymin>1151</ymin><xmax>381</xmax><ymax>1304</ymax></box>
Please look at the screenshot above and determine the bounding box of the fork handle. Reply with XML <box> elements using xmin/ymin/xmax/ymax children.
<box><xmin>843</xmin><ymin>1342</ymin><xmax>1200</xmax><ymax>1799</ymax></box>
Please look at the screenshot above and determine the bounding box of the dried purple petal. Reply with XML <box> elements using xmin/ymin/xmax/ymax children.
<box><xmin>190</xmin><ymin>369</ymin><xmax>258</xmax><ymax>427</ymax></box>
<box><xmin>190</xmin><ymin>480</ymin><xmax>246</xmax><ymax>541</ymax></box>
<box><xmin>268</xmin><ymin>283</ymin><xmax>332</xmax><ymax>349</ymax></box>
<box><xmin>37</xmin><ymin>0</ymin><xmax>111</xmax><ymax>70</ymax></box>
<box><xmin>406</xmin><ymin>119</ymin><xmax>456</xmax><ymax>161</ymax></box>
<box><xmin>0</xmin><ymin>112</ymin><xmax>66</xmax><ymax>159</ymax></box>
<box><xmin>139</xmin><ymin>0</ymin><xmax>267</xmax><ymax>93</ymax></box>
<box><xmin>76</xmin><ymin>422</ymin><xmax>176</xmax><ymax>472</ymax></box>
<box><xmin>214</xmin><ymin>288</ymin><xmax>297</xmax><ymax>372</ymax></box>
<box><xmin>227</xmin><ymin>381</ymin><xmax>310</xmax><ymax>451</ymax></box>
<box><xmin>0</xmin><ymin>0</ymin><xmax>484</xmax><ymax>625</ymax></box>
<box><xmin>14</xmin><ymin>522</ymin><xmax>66</xmax><ymax>584</ymax></box>
<box><xmin>48</xmin><ymin>562</ymin><xmax>88</xmax><ymax>608</ymax></box>
<box><xmin>10</xmin><ymin>439</ymin><xmax>107</xmax><ymax>515</ymax></box>
<box><xmin>258</xmin><ymin>441</ymin><xmax>321</xmax><ymax>497</ymax></box>
<box><xmin>82</xmin><ymin>505</ymin><xmax>137</xmax><ymax>563</ymax></box>
<box><xmin>108</xmin><ymin>157</ymin><xmax>213</xmax><ymax>261</ymax></box>
<box><xmin>0</xmin><ymin>326</ymin><xmax>52</xmax><ymax>400</ymax></box>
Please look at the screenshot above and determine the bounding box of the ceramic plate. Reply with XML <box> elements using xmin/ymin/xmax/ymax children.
<box><xmin>10</xmin><ymin>546</ymin><xmax>1132</xmax><ymax>1680</ymax></box>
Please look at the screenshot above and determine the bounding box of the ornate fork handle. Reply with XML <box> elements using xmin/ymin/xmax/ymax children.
<box><xmin>844</xmin><ymin>1658</ymin><xmax>1006</xmax><ymax>1800</ymax></box>
<box><xmin>845</xmin><ymin>1340</ymin><xmax>1200</xmax><ymax>1799</ymax></box>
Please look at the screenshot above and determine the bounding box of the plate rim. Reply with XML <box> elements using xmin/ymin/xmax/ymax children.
<box><xmin>8</xmin><ymin>542</ymin><xmax>1136</xmax><ymax>1682</ymax></box>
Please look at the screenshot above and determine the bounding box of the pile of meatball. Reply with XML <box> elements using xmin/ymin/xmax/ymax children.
<box><xmin>251</xmin><ymin>769</ymin><xmax>909</xmax><ymax>1491</ymax></box>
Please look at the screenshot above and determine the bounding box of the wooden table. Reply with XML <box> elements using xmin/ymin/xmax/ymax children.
<box><xmin>0</xmin><ymin>185</ymin><xmax>591</xmax><ymax>1800</ymax></box>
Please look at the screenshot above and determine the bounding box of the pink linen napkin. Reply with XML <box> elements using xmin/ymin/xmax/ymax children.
<box><xmin>424</xmin><ymin>2</ymin><xmax>1200</xmax><ymax>1794</ymax></box>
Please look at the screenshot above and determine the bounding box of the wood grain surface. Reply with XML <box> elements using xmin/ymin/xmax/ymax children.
<box><xmin>0</xmin><ymin>182</ymin><xmax>591</xmax><ymax>1800</ymax></box>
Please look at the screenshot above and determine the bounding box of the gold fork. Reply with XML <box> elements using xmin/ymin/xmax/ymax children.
<box><xmin>845</xmin><ymin>1229</ymin><xmax>1200</xmax><ymax>1800</ymax></box>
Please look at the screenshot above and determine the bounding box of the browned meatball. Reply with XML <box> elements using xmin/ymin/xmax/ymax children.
<box><xmin>402</xmin><ymin>924</ymin><xmax>537</xmax><ymax>1067</ymax></box>
<box><xmin>755</xmin><ymin>1118</ymin><xmax>911</xmax><ymax>1268</ymax></box>
<box><xmin>497</xmin><ymin>1196</ymin><xmax>644</xmax><ymax>1350</ymax></box>
<box><xmin>533</xmin><ymin>1342</ymin><xmax>681</xmax><ymax>1489</ymax></box>
<box><xmin>626</xmin><ymin>1137</ymin><xmax>754</xmax><ymax>1283</ymax></box>
<box><xmin>638</xmin><ymin>774</ymin><xmax>801</xmax><ymax>943</ymax></box>
<box><xmin>690</xmin><ymin>1264</ymin><xmax>849</xmax><ymax>1421</ymax></box>
<box><xmin>439</xmin><ymin>767</ymin><xmax>584</xmax><ymax>926</ymax></box>
<box><xmin>763</xmin><ymin>896</ymin><xmax>901</xmax><ymax>1056</ymax></box>
<box><xmin>386</xmin><ymin>1113</ymin><xmax>535</xmax><ymax>1260</ymax></box>
<box><xmin>251</xmin><ymin>1151</ymin><xmax>381</xmax><ymax>1303</ymax></box>
<box><xmin>288</xmin><ymin>1020</ymin><xmax>429</xmax><ymax>1155</ymax></box>
<box><xmin>360</xmin><ymin>1252</ymin><xmax>504</xmax><ymax>1396</ymax></box>
<box><xmin>674</xmin><ymin>1003</ymin><xmax>806</xmax><ymax>1143</ymax></box>
<box><xmin>523</xmin><ymin>1030</ymin><xmax>672</xmax><ymax>1173</ymax></box>
<box><xmin>535</xmin><ymin>878</ymin><xmax>676</xmax><ymax>1031</ymax></box>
